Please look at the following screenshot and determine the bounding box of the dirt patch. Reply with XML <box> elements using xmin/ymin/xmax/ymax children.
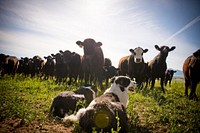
<box><xmin>0</xmin><ymin>117</ymin><xmax>73</xmax><ymax>133</ymax></box>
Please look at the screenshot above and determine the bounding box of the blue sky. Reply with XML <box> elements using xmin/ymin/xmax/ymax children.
<box><xmin>0</xmin><ymin>0</ymin><xmax>199</xmax><ymax>70</ymax></box>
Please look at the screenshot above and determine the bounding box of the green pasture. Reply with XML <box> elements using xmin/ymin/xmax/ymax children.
<box><xmin>0</xmin><ymin>75</ymin><xmax>199</xmax><ymax>132</ymax></box>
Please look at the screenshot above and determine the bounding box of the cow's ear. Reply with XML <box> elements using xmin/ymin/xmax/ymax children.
<box><xmin>169</xmin><ymin>46</ymin><xmax>176</xmax><ymax>52</ymax></box>
<box><xmin>155</xmin><ymin>45</ymin><xmax>160</xmax><ymax>51</ymax></box>
<box><xmin>51</xmin><ymin>54</ymin><xmax>55</xmax><ymax>57</ymax></box>
<box><xmin>143</xmin><ymin>49</ymin><xmax>148</xmax><ymax>53</ymax></box>
<box><xmin>193</xmin><ymin>49</ymin><xmax>200</xmax><ymax>57</ymax></box>
<box><xmin>129</xmin><ymin>49</ymin><xmax>134</xmax><ymax>53</ymax></box>
<box><xmin>96</xmin><ymin>42</ymin><xmax>102</xmax><ymax>47</ymax></box>
<box><xmin>76</xmin><ymin>41</ymin><xmax>83</xmax><ymax>48</ymax></box>
<box><xmin>44</xmin><ymin>56</ymin><xmax>47</xmax><ymax>59</ymax></box>
<box><xmin>110</xmin><ymin>76</ymin><xmax>116</xmax><ymax>83</ymax></box>
<box><xmin>59</xmin><ymin>50</ymin><xmax>64</xmax><ymax>54</ymax></box>
<box><xmin>174</xmin><ymin>70</ymin><xmax>177</xmax><ymax>73</ymax></box>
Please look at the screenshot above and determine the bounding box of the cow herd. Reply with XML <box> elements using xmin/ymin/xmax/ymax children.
<box><xmin>0</xmin><ymin>38</ymin><xmax>199</xmax><ymax>100</ymax></box>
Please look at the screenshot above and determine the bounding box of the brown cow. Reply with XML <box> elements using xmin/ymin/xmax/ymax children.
<box><xmin>183</xmin><ymin>49</ymin><xmax>200</xmax><ymax>100</ymax></box>
<box><xmin>76</xmin><ymin>38</ymin><xmax>104</xmax><ymax>86</ymax></box>
<box><xmin>148</xmin><ymin>45</ymin><xmax>176</xmax><ymax>93</ymax></box>
<box><xmin>0</xmin><ymin>54</ymin><xmax>19</xmax><ymax>76</ymax></box>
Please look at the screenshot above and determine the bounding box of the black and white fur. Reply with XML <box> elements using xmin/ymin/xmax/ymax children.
<box><xmin>50</xmin><ymin>85</ymin><xmax>97</xmax><ymax>118</ymax></box>
<box><xmin>63</xmin><ymin>76</ymin><xmax>136</xmax><ymax>133</ymax></box>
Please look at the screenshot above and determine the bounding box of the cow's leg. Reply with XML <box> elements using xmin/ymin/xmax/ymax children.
<box><xmin>189</xmin><ymin>82</ymin><xmax>198</xmax><ymax>101</ymax></box>
<box><xmin>160</xmin><ymin>77</ymin><xmax>165</xmax><ymax>93</ymax></box>
<box><xmin>184</xmin><ymin>78</ymin><xmax>190</xmax><ymax>97</ymax></box>
<box><xmin>150</xmin><ymin>78</ymin><xmax>155</xmax><ymax>90</ymax></box>
<box><xmin>169</xmin><ymin>79</ymin><xmax>172</xmax><ymax>87</ymax></box>
<box><xmin>84</xmin><ymin>72</ymin><xmax>89</xmax><ymax>84</ymax></box>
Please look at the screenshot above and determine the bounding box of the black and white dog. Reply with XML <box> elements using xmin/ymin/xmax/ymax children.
<box><xmin>64</xmin><ymin>76</ymin><xmax>136</xmax><ymax>133</ymax></box>
<box><xmin>50</xmin><ymin>85</ymin><xmax>97</xmax><ymax>118</ymax></box>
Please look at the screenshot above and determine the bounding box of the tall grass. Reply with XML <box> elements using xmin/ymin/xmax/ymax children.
<box><xmin>0</xmin><ymin>75</ymin><xmax>199</xmax><ymax>132</ymax></box>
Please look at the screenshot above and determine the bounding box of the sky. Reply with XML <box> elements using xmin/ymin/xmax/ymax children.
<box><xmin>0</xmin><ymin>0</ymin><xmax>200</xmax><ymax>70</ymax></box>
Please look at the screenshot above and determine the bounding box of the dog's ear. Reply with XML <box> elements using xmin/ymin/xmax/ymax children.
<box><xmin>115</xmin><ymin>76</ymin><xmax>131</xmax><ymax>88</ymax></box>
<box><xmin>110</xmin><ymin>77</ymin><xmax>116</xmax><ymax>83</ymax></box>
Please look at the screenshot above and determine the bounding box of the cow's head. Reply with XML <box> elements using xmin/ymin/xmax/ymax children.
<box><xmin>59</xmin><ymin>50</ymin><xmax>72</xmax><ymax>64</ymax></box>
<box><xmin>155</xmin><ymin>45</ymin><xmax>176</xmax><ymax>56</ymax></box>
<box><xmin>193</xmin><ymin>49</ymin><xmax>200</xmax><ymax>58</ymax></box>
<box><xmin>129</xmin><ymin>47</ymin><xmax>148</xmax><ymax>63</ymax></box>
<box><xmin>32</xmin><ymin>56</ymin><xmax>44</xmax><ymax>71</ymax></box>
<box><xmin>76</xmin><ymin>38</ymin><xmax>102</xmax><ymax>55</ymax></box>
<box><xmin>51</xmin><ymin>53</ymin><xmax>63</xmax><ymax>64</ymax></box>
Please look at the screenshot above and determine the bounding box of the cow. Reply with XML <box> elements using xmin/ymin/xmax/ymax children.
<box><xmin>32</xmin><ymin>55</ymin><xmax>45</xmax><ymax>77</ymax></box>
<box><xmin>55</xmin><ymin>50</ymin><xmax>82</xmax><ymax>85</ymax></box>
<box><xmin>165</xmin><ymin>69</ymin><xmax>176</xmax><ymax>87</ymax></box>
<box><xmin>18</xmin><ymin>57</ymin><xmax>31</xmax><ymax>77</ymax></box>
<box><xmin>76</xmin><ymin>38</ymin><xmax>104</xmax><ymax>87</ymax></box>
<box><xmin>51</xmin><ymin>53</ymin><xmax>65</xmax><ymax>83</ymax></box>
<box><xmin>118</xmin><ymin>47</ymin><xmax>148</xmax><ymax>89</ymax></box>
<box><xmin>68</xmin><ymin>52</ymin><xmax>82</xmax><ymax>85</ymax></box>
<box><xmin>43</xmin><ymin>55</ymin><xmax>55</xmax><ymax>80</ymax></box>
<box><xmin>183</xmin><ymin>49</ymin><xmax>200</xmax><ymax>101</ymax></box>
<box><xmin>103</xmin><ymin>58</ymin><xmax>118</xmax><ymax>86</ymax></box>
<box><xmin>0</xmin><ymin>54</ymin><xmax>19</xmax><ymax>76</ymax></box>
<box><xmin>148</xmin><ymin>45</ymin><xmax>176</xmax><ymax>93</ymax></box>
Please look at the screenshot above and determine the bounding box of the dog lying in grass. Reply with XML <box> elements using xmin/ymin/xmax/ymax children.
<box><xmin>50</xmin><ymin>85</ymin><xmax>97</xmax><ymax>118</ymax></box>
<box><xmin>64</xmin><ymin>76</ymin><xmax>136</xmax><ymax>133</ymax></box>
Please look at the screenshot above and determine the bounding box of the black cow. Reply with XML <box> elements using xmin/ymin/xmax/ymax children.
<box><xmin>148</xmin><ymin>45</ymin><xmax>176</xmax><ymax>93</ymax></box>
<box><xmin>32</xmin><ymin>55</ymin><xmax>45</xmax><ymax>77</ymax></box>
<box><xmin>76</xmin><ymin>38</ymin><xmax>104</xmax><ymax>87</ymax></box>
<box><xmin>165</xmin><ymin>69</ymin><xmax>176</xmax><ymax>87</ymax></box>
<box><xmin>51</xmin><ymin>53</ymin><xmax>65</xmax><ymax>83</ymax></box>
<box><xmin>43</xmin><ymin>55</ymin><xmax>55</xmax><ymax>80</ymax></box>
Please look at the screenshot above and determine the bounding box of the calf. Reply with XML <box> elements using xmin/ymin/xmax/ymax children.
<box><xmin>148</xmin><ymin>45</ymin><xmax>176</xmax><ymax>93</ymax></box>
<box><xmin>118</xmin><ymin>47</ymin><xmax>148</xmax><ymax>88</ymax></box>
<box><xmin>183</xmin><ymin>49</ymin><xmax>200</xmax><ymax>100</ymax></box>
<box><xmin>165</xmin><ymin>69</ymin><xmax>176</xmax><ymax>87</ymax></box>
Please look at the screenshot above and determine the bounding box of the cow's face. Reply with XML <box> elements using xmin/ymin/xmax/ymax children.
<box><xmin>59</xmin><ymin>50</ymin><xmax>72</xmax><ymax>64</ymax></box>
<box><xmin>76</xmin><ymin>39</ymin><xmax>102</xmax><ymax>55</ymax></box>
<box><xmin>130</xmin><ymin>47</ymin><xmax>148</xmax><ymax>63</ymax></box>
<box><xmin>155</xmin><ymin>45</ymin><xmax>176</xmax><ymax>56</ymax></box>
<box><xmin>51</xmin><ymin>53</ymin><xmax>63</xmax><ymax>64</ymax></box>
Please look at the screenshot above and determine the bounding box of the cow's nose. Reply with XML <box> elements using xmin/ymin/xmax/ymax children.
<box><xmin>136</xmin><ymin>58</ymin><xmax>141</xmax><ymax>63</ymax></box>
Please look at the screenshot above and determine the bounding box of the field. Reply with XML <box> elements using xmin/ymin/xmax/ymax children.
<box><xmin>0</xmin><ymin>75</ymin><xmax>200</xmax><ymax>133</ymax></box>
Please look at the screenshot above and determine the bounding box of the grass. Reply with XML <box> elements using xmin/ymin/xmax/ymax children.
<box><xmin>0</xmin><ymin>75</ymin><xmax>200</xmax><ymax>132</ymax></box>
